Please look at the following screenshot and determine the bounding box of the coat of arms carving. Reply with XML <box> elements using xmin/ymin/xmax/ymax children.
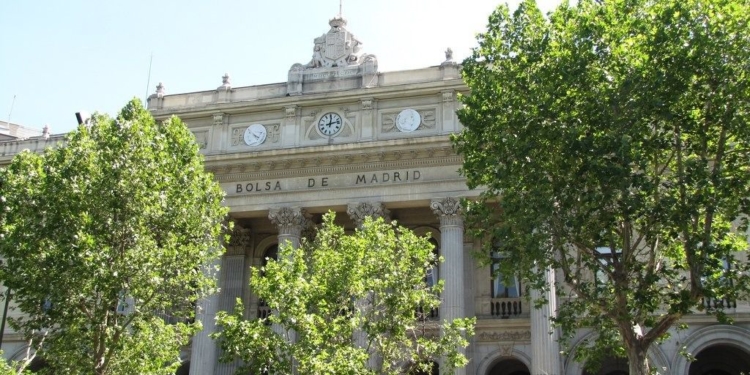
<box><xmin>308</xmin><ymin>16</ymin><xmax>363</xmax><ymax>69</ymax></box>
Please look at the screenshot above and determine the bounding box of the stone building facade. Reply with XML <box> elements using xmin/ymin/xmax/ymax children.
<box><xmin>2</xmin><ymin>13</ymin><xmax>750</xmax><ymax>375</ymax></box>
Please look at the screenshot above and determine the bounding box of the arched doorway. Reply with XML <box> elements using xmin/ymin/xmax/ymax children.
<box><xmin>583</xmin><ymin>355</ymin><xmax>628</xmax><ymax>375</ymax></box>
<box><xmin>409</xmin><ymin>361</ymin><xmax>438</xmax><ymax>375</ymax></box>
<box><xmin>175</xmin><ymin>361</ymin><xmax>190</xmax><ymax>375</ymax></box>
<box><xmin>487</xmin><ymin>358</ymin><xmax>530</xmax><ymax>375</ymax></box>
<box><xmin>689</xmin><ymin>344</ymin><xmax>750</xmax><ymax>375</ymax></box>
<box><xmin>27</xmin><ymin>358</ymin><xmax>50</xmax><ymax>373</ymax></box>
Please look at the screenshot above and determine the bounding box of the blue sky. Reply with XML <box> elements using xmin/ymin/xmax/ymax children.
<box><xmin>1</xmin><ymin>0</ymin><xmax>562</xmax><ymax>135</ymax></box>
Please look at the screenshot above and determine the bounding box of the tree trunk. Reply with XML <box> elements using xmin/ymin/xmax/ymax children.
<box><xmin>626</xmin><ymin>342</ymin><xmax>651</xmax><ymax>375</ymax></box>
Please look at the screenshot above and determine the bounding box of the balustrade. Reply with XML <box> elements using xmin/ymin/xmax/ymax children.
<box><xmin>489</xmin><ymin>297</ymin><xmax>525</xmax><ymax>319</ymax></box>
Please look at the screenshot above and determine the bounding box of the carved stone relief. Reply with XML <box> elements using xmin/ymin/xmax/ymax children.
<box><xmin>230</xmin><ymin>124</ymin><xmax>280</xmax><ymax>146</ymax></box>
<box><xmin>192</xmin><ymin>131</ymin><xmax>209</xmax><ymax>149</ymax></box>
<box><xmin>381</xmin><ymin>109</ymin><xmax>436</xmax><ymax>133</ymax></box>
<box><xmin>477</xmin><ymin>330</ymin><xmax>531</xmax><ymax>342</ymax></box>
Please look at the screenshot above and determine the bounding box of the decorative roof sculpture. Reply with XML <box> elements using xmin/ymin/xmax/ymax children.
<box><xmin>287</xmin><ymin>13</ymin><xmax>378</xmax><ymax>95</ymax></box>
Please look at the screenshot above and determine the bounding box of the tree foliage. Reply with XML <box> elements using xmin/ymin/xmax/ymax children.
<box><xmin>454</xmin><ymin>0</ymin><xmax>750</xmax><ymax>373</ymax></box>
<box><xmin>215</xmin><ymin>213</ymin><xmax>474</xmax><ymax>375</ymax></box>
<box><xmin>0</xmin><ymin>99</ymin><xmax>228</xmax><ymax>374</ymax></box>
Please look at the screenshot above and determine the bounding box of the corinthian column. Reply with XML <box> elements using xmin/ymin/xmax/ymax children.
<box><xmin>347</xmin><ymin>202</ymin><xmax>390</xmax><ymax>371</ymax></box>
<box><xmin>269</xmin><ymin>207</ymin><xmax>311</xmax><ymax>249</ymax></box>
<box><xmin>431</xmin><ymin>197</ymin><xmax>466</xmax><ymax>375</ymax></box>
<box><xmin>268</xmin><ymin>207</ymin><xmax>311</xmax><ymax>349</ymax></box>
<box><xmin>530</xmin><ymin>266</ymin><xmax>561</xmax><ymax>375</ymax></box>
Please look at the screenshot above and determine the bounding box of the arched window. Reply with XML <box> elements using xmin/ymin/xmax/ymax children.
<box><xmin>257</xmin><ymin>245</ymin><xmax>278</xmax><ymax>320</ymax></box>
<box><xmin>425</xmin><ymin>238</ymin><xmax>439</xmax><ymax>289</ymax></box>
<box><xmin>417</xmin><ymin>239</ymin><xmax>439</xmax><ymax>320</ymax></box>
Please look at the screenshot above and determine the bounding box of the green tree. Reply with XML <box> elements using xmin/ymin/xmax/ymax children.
<box><xmin>215</xmin><ymin>213</ymin><xmax>474</xmax><ymax>375</ymax></box>
<box><xmin>0</xmin><ymin>99</ymin><xmax>228</xmax><ymax>374</ymax></box>
<box><xmin>453</xmin><ymin>0</ymin><xmax>750</xmax><ymax>373</ymax></box>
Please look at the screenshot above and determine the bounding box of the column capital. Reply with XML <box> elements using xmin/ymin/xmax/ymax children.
<box><xmin>227</xmin><ymin>222</ymin><xmax>251</xmax><ymax>254</ymax></box>
<box><xmin>284</xmin><ymin>105</ymin><xmax>299</xmax><ymax>119</ymax></box>
<box><xmin>269</xmin><ymin>207</ymin><xmax>312</xmax><ymax>236</ymax></box>
<box><xmin>346</xmin><ymin>202</ymin><xmax>390</xmax><ymax>227</ymax></box>
<box><xmin>431</xmin><ymin>197</ymin><xmax>462</xmax><ymax>217</ymax></box>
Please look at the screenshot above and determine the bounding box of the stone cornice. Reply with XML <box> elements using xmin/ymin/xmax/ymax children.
<box><xmin>150</xmin><ymin>78</ymin><xmax>466</xmax><ymax>120</ymax></box>
<box><xmin>205</xmin><ymin>137</ymin><xmax>460</xmax><ymax>182</ymax></box>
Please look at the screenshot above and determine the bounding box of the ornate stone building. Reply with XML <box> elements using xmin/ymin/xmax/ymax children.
<box><xmin>2</xmin><ymin>12</ymin><xmax>750</xmax><ymax>375</ymax></box>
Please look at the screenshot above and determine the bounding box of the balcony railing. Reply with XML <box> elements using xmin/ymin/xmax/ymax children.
<box><xmin>703</xmin><ymin>296</ymin><xmax>737</xmax><ymax>310</ymax></box>
<box><xmin>257</xmin><ymin>300</ymin><xmax>272</xmax><ymax>320</ymax></box>
<box><xmin>416</xmin><ymin>306</ymin><xmax>439</xmax><ymax>321</ymax></box>
<box><xmin>490</xmin><ymin>297</ymin><xmax>524</xmax><ymax>319</ymax></box>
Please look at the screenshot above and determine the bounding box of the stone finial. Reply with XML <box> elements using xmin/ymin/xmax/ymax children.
<box><xmin>42</xmin><ymin>124</ymin><xmax>50</xmax><ymax>140</ymax></box>
<box><xmin>155</xmin><ymin>82</ymin><xmax>166</xmax><ymax>98</ymax></box>
<box><xmin>442</xmin><ymin>47</ymin><xmax>456</xmax><ymax>66</ymax></box>
<box><xmin>219</xmin><ymin>73</ymin><xmax>231</xmax><ymax>91</ymax></box>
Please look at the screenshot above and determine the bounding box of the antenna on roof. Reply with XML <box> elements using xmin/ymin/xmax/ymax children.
<box><xmin>339</xmin><ymin>0</ymin><xmax>343</xmax><ymax>17</ymax></box>
<box><xmin>144</xmin><ymin>52</ymin><xmax>153</xmax><ymax>104</ymax></box>
<box><xmin>7</xmin><ymin>94</ymin><xmax>15</xmax><ymax>126</ymax></box>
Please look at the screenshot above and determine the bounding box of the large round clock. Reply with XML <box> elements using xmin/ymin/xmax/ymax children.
<box><xmin>317</xmin><ymin>112</ymin><xmax>343</xmax><ymax>136</ymax></box>
<box><xmin>396</xmin><ymin>109</ymin><xmax>421</xmax><ymax>132</ymax></box>
<box><xmin>243</xmin><ymin>124</ymin><xmax>267</xmax><ymax>146</ymax></box>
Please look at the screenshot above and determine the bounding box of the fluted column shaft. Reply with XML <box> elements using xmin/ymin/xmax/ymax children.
<box><xmin>268</xmin><ymin>207</ymin><xmax>311</xmax><ymax>372</ymax></box>
<box><xmin>530</xmin><ymin>266</ymin><xmax>561</xmax><ymax>375</ymax></box>
<box><xmin>189</xmin><ymin>257</ymin><xmax>221</xmax><ymax>375</ymax></box>
<box><xmin>347</xmin><ymin>202</ymin><xmax>390</xmax><ymax>372</ymax></box>
<box><xmin>431</xmin><ymin>197</ymin><xmax>465</xmax><ymax>375</ymax></box>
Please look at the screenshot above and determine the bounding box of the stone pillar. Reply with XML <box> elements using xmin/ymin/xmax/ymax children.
<box><xmin>440</xmin><ymin>90</ymin><xmax>457</xmax><ymax>133</ymax></box>
<box><xmin>282</xmin><ymin>105</ymin><xmax>299</xmax><ymax>148</ymax></box>
<box><xmin>268</xmin><ymin>208</ymin><xmax>311</xmax><ymax>345</ymax></box>
<box><xmin>431</xmin><ymin>197</ymin><xmax>466</xmax><ymax>375</ymax></box>
<box><xmin>359</xmin><ymin>98</ymin><xmax>375</xmax><ymax>141</ymax></box>
<box><xmin>189</xmin><ymin>258</ymin><xmax>221</xmax><ymax>375</ymax></box>
<box><xmin>347</xmin><ymin>202</ymin><xmax>390</xmax><ymax>371</ymax></box>
<box><xmin>215</xmin><ymin>224</ymin><xmax>250</xmax><ymax>375</ymax></box>
<box><xmin>211</xmin><ymin>113</ymin><xmax>228</xmax><ymax>152</ymax></box>
<box><xmin>530</xmin><ymin>266</ymin><xmax>561</xmax><ymax>375</ymax></box>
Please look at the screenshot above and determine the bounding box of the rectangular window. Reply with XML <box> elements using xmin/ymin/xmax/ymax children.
<box><xmin>491</xmin><ymin>256</ymin><xmax>520</xmax><ymax>298</ymax></box>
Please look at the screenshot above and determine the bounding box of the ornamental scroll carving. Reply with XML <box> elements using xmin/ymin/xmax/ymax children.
<box><xmin>431</xmin><ymin>197</ymin><xmax>461</xmax><ymax>217</ymax></box>
<box><xmin>346</xmin><ymin>202</ymin><xmax>390</xmax><ymax>227</ymax></box>
<box><xmin>477</xmin><ymin>330</ymin><xmax>531</xmax><ymax>342</ymax></box>
<box><xmin>269</xmin><ymin>207</ymin><xmax>312</xmax><ymax>235</ymax></box>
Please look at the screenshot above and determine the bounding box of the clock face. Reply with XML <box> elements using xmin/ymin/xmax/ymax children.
<box><xmin>317</xmin><ymin>112</ymin><xmax>343</xmax><ymax>136</ymax></box>
<box><xmin>396</xmin><ymin>109</ymin><xmax>421</xmax><ymax>132</ymax></box>
<box><xmin>243</xmin><ymin>124</ymin><xmax>267</xmax><ymax>146</ymax></box>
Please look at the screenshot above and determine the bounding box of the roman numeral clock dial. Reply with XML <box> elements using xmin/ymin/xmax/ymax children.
<box><xmin>317</xmin><ymin>112</ymin><xmax>343</xmax><ymax>136</ymax></box>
